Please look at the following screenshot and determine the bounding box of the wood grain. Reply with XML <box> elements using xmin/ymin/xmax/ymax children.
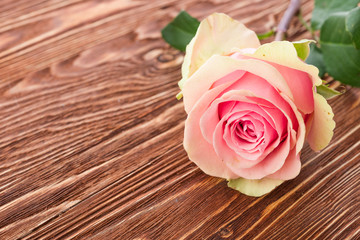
<box><xmin>0</xmin><ymin>0</ymin><xmax>359</xmax><ymax>239</ymax></box>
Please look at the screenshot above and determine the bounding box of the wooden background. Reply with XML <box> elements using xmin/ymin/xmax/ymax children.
<box><xmin>0</xmin><ymin>0</ymin><xmax>359</xmax><ymax>239</ymax></box>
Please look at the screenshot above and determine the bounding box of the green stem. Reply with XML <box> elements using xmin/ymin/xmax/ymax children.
<box><xmin>257</xmin><ymin>29</ymin><xmax>275</xmax><ymax>40</ymax></box>
<box><xmin>298</xmin><ymin>10</ymin><xmax>319</xmax><ymax>42</ymax></box>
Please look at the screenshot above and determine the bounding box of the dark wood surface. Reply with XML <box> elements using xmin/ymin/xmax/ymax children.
<box><xmin>0</xmin><ymin>0</ymin><xmax>359</xmax><ymax>239</ymax></box>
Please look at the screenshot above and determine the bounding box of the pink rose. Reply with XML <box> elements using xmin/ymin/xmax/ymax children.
<box><xmin>178</xmin><ymin>13</ymin><xmax>335</xmax><ymax>196</ymax></box>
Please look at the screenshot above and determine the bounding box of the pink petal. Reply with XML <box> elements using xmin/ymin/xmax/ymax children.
<box><xmin>218</xmin><ymin>101</ymin><xmax>237</xmax><ymax>118</ymax></box>
<box><xmin>267</xmin><ymin>148</ymin><xmax>301</xmax><ymax>180</ymax></box>
<box><xmin>211</xmin><ymin>90</ymin><xmax>298</xmax><ymax>179</ymax></box>
<box><xmin>231</xmin><ymin>49</ymin><xmax>316</xmax><ymax>114</ymax></box>
<box><xmin>182</xmin><ymin>56</ymin><xmax>293</xmax><ymax>113</ymax></box>
<box><xmin>221</xmin><ymin>72</ymin><xmax>299</xmax><ymax>131</ymax></box>
<box><xmin>208</xmin><ymin>90</ymin><xmax>274</xmax><ymax>169</ymax></box>
<box><xmin>280</xmin><ymin>93</ymin><xmax>306</xmax><ymax>154</ymax></box>
<box><xmin>210</xmin><ymin>90</ymin><xmax>284</xmax><ymax>166</ymax></box>
<box><xmin>184</xmin><ymin>81</ymin><xmax>238</xmax><ymax>179</ymax></box>
<box><xmin>224</xmin><ymin>115</ymin><xmax>264</xmax><ymax>152</ymax></box>
<box><xmin>199</xmin><ymin>100</ymin><xmax>240</xmax><ymax>144</ymax></box>
<box><xmin>260</xmin><ymin>106</ymin><xmax>288</xmax><ymax>139</ymax></box>
<box><xmin>226</xmin><ymin>135</ymin><xmax>291</xmax><ymax>179</ymax></box>
<box><xmin>210</xmin><ymin>70</ymin><xmax>244</xmax><ymax>89</ymax></box>
<box><xmin>267</xmin><ymin>62</ymin><xmax>315</xmax><ymax>114</ymax></box>
<box><xmin>213</xmin><ymin>112</ymin><xmax>262</xmax><ymax>169</ymax></box>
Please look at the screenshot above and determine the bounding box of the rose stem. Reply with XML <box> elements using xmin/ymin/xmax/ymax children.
<box><xmin>275</xmin><ymin>0</ymin><xmax>301</xmax><ymax>41</ymax></box>
<box><xmin>297</xmin><ymin>10</ymin><xmax>319</xmax><ymax>42</ymax></box>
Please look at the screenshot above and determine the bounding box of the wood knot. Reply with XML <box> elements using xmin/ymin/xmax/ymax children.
<box><xmin>218</xmin><ymin>227</ymin><xmax>233</xmax><ymax>238</ymax></box>
<box><xmin>157</xmin><ymin>53</ymin><xmax>176</xmax><ymax>63</ymax></box>
<box><xmin>155</xmin><ymin>51</ymin><xmax>184</xmax><ymax>69</ymax></box>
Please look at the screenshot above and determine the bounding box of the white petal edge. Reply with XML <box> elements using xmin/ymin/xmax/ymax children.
<box><xmin>307</xmin><ymin>92</ymin><xmax>335</xmax><ymax>151</ymax></box>
<box><xmin>245</xmin><ymin>41</ymin><xmax>323</xmax><ymax>86</ymax></box>
<box><xmin>179</xmin><ymin>13</ymin><xmax>260</xmax><ymax>90</ymax></box>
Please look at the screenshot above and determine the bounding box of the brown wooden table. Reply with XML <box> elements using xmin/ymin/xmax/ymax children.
<box><xmin>1</xmin><ymin>0</ymin><xmax>359</xmax><ymax>239</ymax></box>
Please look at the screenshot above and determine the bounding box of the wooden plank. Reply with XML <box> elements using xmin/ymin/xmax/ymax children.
<box><xmin>18</xmin><ymin>89</ymin><xmax>360</xmax><ymax>240</ymax></box>
<box><xmin>0</xmin><ymin>0</ymin><xmax>359</xmax><ymax>239</ymax></box>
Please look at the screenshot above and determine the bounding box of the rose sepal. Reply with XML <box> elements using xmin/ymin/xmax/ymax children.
<box><xmin>227</xmin><ymin>177</ymin><xmax>284</xmax><ymax>197</ymax></box>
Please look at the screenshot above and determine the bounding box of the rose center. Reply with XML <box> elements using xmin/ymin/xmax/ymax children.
<box><xmin>229</xmin><ymin>117</ymin><xmax>266</xmax><ymax>150</ymax></box>
<box><xmin>235</xmin><ymin>120</ymin><xmax>257</xmax><ymax>140</ymax></box>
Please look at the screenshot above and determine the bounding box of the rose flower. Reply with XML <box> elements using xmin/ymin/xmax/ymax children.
<box><xmin>178</xmin><ymin>13</ymin><xmax>335</xmax><ymax>196</ymax></box>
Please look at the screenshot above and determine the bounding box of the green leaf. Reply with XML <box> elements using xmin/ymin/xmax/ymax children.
<box><xmin>227</xmin><ymin>177</ymin><xmax>284</xmax><ymax>197</ymax></box>
<box><xmin>320</xmin><ymin>13</ymin><xmax>360</xmax><ymax>87</ymax></box>
<box><xmin>161</xmin><ymin>11</ymin><xmax>200</xmax><ymax>51</ymax></box>
<box><xmin>346</xmin><ymin>7</ymin><xmax>360</xmax><ymax>49</ymax></box>
<box><xmin>292</xmin><ymin>39</ymin><xmax>315</xmax><ymax>61</ymax></box>
<box><xmin>316</xmin><ymin>84</ymin><xmax>343</xmax><ymax>99</ymax></box>
<box><xmin>311</xmin><ymin>0</ymin><xmax>359</xmax><ymax>30</ymax></box>
<box><xmin>305</xmin><ymin>43</ymin><xmax>326</xmax><ymax>77</ymax></box>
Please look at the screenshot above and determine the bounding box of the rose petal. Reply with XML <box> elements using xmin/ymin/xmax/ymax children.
<box><xmin>209</xmin><ymin>90</ymin><xmax>290</xmax><ymax>166</ymax></box>
<box><xmin>265</xmin><ymin>63</ymin><xmax>314</xmax><ymax>114</ymax></box>
<box><xmin>221</xmin><ymin>72</ymin><xmax>298</xmax><ymax>130</ymax></box>
<box><xmin>226</xmin><ymin>135</ymin><xmax>291</xmax><ymax>179</ymax></box>
<box><xmin>248</xmin><ymin>94</ymin><xmax>304</xmax><ymax>155</ymax></box>
<box><xmin>208</xmin><ymin>90</ymin><xmax>275</xmax><ymax>169</ymax></box>
<box><xmin>179</xmin><ymin>13</ymin><xmax>260</xmax><ymax>89</ymax></box>
<box><xmin>279</xmin><ymin>93</ymin><xmax>306</xmax><ymax>154</ymax></box>
<box><xmin>184</xmin><ymin>72</ymin><xmax>307</xmax><ymax>180</ymax></box>
<box><xmin>256</xmin><ymin>115</ymin><xmax>278</xmax><ymax>151</ymax></box>
<box><xmin>200</xmin><ymin>101</ymin><xmax>249</xmax><ymax>144</ymax></box>
<box><xmin>182</xmin><ymin>56</ymin><xmax>294</xmax><ymax>113</ymax></box>
<box><xmin>259</xmin><ymin>107</ymin><xmax>287</xmax><ymax>139</ymax></box>
<box><xmin>267</xmin><ymin>148</ymin><xmax>301</xmax><ymax>180</ymax></box>
<box><xmin>213</xmin><ymin>111</ymin><xmax>262</xmax><ymax>169</ymax></box>
<box><xmin>245</xmin><ymin>41</ymin><xmax>322</xmax><ymax>86</ymax></box>
<box><xmin>306</xmin><ymin>92</ymin><xmax>335</xmax><ymax>151</ymax></box>
<box><xmin>212</xmin><ymin>91</ymin><xmax>294</xmax><ymax>179</ymax></box>
<box><xmin>221</xmin><ymin>73</ymin><xmax>301</xmax><ymax>151</ymax></box>
<box><xmin>221</xmin><ymin>89</ymin><xmax>302</xmax><ymax>158</ymax></box>
<box><xmin>208</xmin><ymin>90</ymin><xmax>292</xmax><ymax>177</ymax></box>
<box><xmin>225</xmin><ymin>115</ymin><xmax>264</xmax><ymax>151</ymax></box>
<box><xmin>231</xmin><ymin>52</ymin><xmax>315</xmax><ymax>114</ymax></box>
<box><xmin>218</xmin><ymin>101</ymin><xmax>237</xmax><ymax>118</ymax></box>
<box><xmin>184</xmin><ymin>80</ymin><xmax>238</xmax><ymax>179</ymax></box>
